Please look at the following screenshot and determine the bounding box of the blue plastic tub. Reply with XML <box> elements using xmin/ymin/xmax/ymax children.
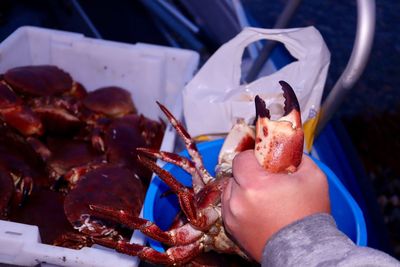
<box><xmin>143</xmin><ymin>139</ymin><xmax>367</xmax><ymax>252</ymax></box>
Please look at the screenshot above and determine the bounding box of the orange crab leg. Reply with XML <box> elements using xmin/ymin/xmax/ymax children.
<box><xmin>137</xmin><ymin>148</ymin><xmax>205</xmax><ymax>193</ymax></box>
<box><xmin>93</xmin><ymin>237</ymin><xmax>203</xmax><ymax>266</ymax></box>
<box><xmin>138</xmin><ymin>155</ymin><xmax>199</xmax><ymax>225</ymax></box>
<box><xmin>89</xmin><ymin>205</ymin><xmax>204</xmax><ymax>246</ymax></box>
<box><xmin>157</xmin><ymin>101</ymin><xmax>213</xmax><ymax>185</ymax></box>
<box><xmin>138</xmin><ymin>155</ymin><xmax>219</xmax><ymax>229</ymax></box>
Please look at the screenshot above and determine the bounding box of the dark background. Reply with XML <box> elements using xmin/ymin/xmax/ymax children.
<box><xmin>0</xmin><ymin>0</ymin><xmax>399</xmax><ymax>261</ymax></box>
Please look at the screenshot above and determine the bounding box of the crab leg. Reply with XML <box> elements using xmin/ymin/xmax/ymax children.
<box><xmin>138</xmin><ymin>156</ymin><xmax>219</xmax><ymax>229</ymax></box>
<box><xmin>157</xmin><ymin>101</ymin><xmax>213</xmax><ymax>185</ymax></box>
<box><xmin>254</xmin><ymin>81</ymin><xmax>304</xmax><ymax>173</ymax></box>
<box><xmin>90</xmin><ymin>205</ymin><xmax>204</xmax><ymax>246</ymax></box>
<box><xmin>93</xmin><ymin>237</ymin><xmax>203</xmax><ymax>266</ymax></box>
<box><xmin>137</xmin><ymin>148</ymin><xmax>205</xmax><ymax>193</ymax></box>
<box><xmin>138</xmin><ymin>155</ymin><xmax>219</xmax><ymax>229</ymax></box>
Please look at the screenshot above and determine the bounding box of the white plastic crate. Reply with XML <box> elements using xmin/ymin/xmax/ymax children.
<box><xmin>0</xmin><ymin>26</ymin><xmax>199</xmax><ymax>267</ymax></box>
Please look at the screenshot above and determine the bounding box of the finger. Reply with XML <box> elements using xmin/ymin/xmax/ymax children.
<box><xmin>227</xmin><ymin>179</ymin><xmax>246</xmax><ymax>220</ymax></box>
<box><xmin>232</xmin><ymin>150</ymin><xmax>268</xmax><ymax>186</ymax></box>
<box><xmin>221</xmin><ymin>178</ymin><xmax>233</xmax><ymax>210</ymax></box>
<box><xmin>221</xmin><ymin>179</ymin><xmax>234</xmax><ymax>230</ymax></box>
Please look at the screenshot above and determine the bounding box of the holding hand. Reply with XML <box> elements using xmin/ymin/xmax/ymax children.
<box><xmin>221</xmin><ymin>150</ymin><xmax>330</xmax><ymax>262</ymax></box>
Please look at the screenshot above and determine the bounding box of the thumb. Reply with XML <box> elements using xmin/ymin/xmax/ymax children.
<box><xmin>232</xmin><ymin>150</ymin><xmax>269</xmax><ymax>186</ymax></box>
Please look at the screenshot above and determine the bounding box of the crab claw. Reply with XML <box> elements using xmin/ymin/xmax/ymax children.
<box><xmin>254</xmin><ymin>81</ymin><xmax>304</xmax><ymax>173</ymax></box>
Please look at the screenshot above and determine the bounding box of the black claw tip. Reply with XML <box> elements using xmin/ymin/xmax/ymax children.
<box><xmin>255</xmin><ymin>95</ymin><xmax>270</xmax><ymax>120</ymax></box>
<box><xmin>279</xmin><ymin>81</ymin><xmax>300</xmax><ymax>116</ymax></box>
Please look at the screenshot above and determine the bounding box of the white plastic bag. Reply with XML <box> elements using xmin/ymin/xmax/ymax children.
<box><xmin>182</xmin><ymin>26</ymin><xmax>330</xmax><ymax>149</ymax></box>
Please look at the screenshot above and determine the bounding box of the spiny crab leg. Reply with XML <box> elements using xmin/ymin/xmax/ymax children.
<box><xmin>137</xmin><ymin>148</ymin><xmax>205</xmax><ymax>193</ymax></box>
<box><xmin>93</xmin><ymin>236</ymin><xmax>202</xmax><ymax>266</ymax></box>
<box><xmin>254</xmin><ymin>80</ymin><xmax>304</xmax><ymax>173</ymax></box>
<box><xmin>156</xmin><ymin>101</ymin><xmax>214</xmax><ymax>185</ymax></box>
<box><xmin>89</xmin><ymin>205</ymin><xmax>204</xmax><ymax>246</ymax></box>
<box><xmin>138</xmin><ymin>155</ymin><xmax>219</xmax><ymax>229</ymax></box>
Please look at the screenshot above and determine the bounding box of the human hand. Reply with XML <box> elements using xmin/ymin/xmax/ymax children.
<box><xmin>221</xmin><ymin>150</ymin><xmax>330</xmax><ymax>262</ymax></box>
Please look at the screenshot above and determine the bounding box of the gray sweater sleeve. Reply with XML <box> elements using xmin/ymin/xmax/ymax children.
<box><xmin>262</xmin><ymin>213</ymin><xmax>400</xmax><ymax>267</ymax></box>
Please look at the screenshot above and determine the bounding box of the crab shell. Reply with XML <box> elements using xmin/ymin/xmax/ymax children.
<box><xmin>64</xmin><ymin>165</ymin><xmax>145</xmax><ymax>237</ymax></box>
<box><xmin>0</xmin><ymin>65</ymin><xmax>88</xmax><ymax>136</ymax></box>
<box><xmin>0</xmin><ymin>82</ymin><xmax>44</xmax><ymax>136</ymax></box>
<box><xmin>82</xmin><ymin>86</ymin><xmax>137</xmax><ymax>118</ymax></box>
<box><xmin>104</xmin><ymin>114</ymin><xmax>165</xmax><ymax>183</ymax></box>
<box><xmin>4</xmin><ymin>65</ymin><xmax>74</xmax><ymax>96</ymax></box>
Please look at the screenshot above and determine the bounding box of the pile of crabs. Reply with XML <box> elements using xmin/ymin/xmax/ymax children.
<box><xmin>0</xmin><ymin>65</ymin><xmax>165</xmax><ymax>247</ymax></box>
<box><xmin>0</xmin><ymin>64</ymin><xmax>304</xmax><ymax>267</ymax></box>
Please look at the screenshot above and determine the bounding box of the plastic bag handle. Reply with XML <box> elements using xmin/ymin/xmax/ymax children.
<box><xmin>211</xmin><ymin>27</ymin><xmax>305</xmax><ymax>88</ymax></box>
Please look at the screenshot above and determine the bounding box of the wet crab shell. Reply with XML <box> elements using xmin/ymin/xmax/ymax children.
<box><xmin>0</xmin><ymin>82</ymin><xmax>44</xmax><ymax>136</ymax></box>
<box><xmin>83</xmin><ymin>86</ymin><xmax>137</xmax><ymax>118</ymax></box>
<box><xmin>45</xmin><ymin>137</ymin><xmax>105</xmax><ymax>182</ymax></box>
<box><xmin>29</xmin><ymin>97</ymin><xmax>84</xmax><ymax>135</ymax></box>
<box><xmin>64</xmin><ymin>165</ymin><xmax>145</xmax><ymax>236</ymax></box>
<box><xmin>4</xmin><ymin>65</ymin><xmax>74</xmax><ymax>96</ymax></box>
<box><xmin>104</xmin><ymin>114</ymin><xmax>165</xmax><ymax>185</ymax></box>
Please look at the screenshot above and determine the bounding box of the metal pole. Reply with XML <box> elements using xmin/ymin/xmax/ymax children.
<box><xmin>245</xmin><ymin>0</ymin><xmax>303</xmax><ymax>82</ymax></box>
<box><xmin>316</xmin><ymin>0</ymin><xmax>376</xmax><ymax>135</ymax></box>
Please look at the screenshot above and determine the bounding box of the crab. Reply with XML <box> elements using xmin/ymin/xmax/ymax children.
<box><xmin>0</xmin><ymin>65</ymin><xmax>166</xmax><ymax>248</ymax></box>
<box><xmin>51</xmin><ymin>115</ymin><xmax>165</xmax><ymax>247</ymax></box>
<box><xmin>86</xmin><ymin>81</ymin><xmax>304</xmax><ymax>265</ymax></box>
<box><xmin>0</xmin><ymin>65</ymin><xmax>85</xmax><ymax>136</ymax></box>
<box><xmin>0</xmin><ymin>65</ymin><xmax>89</xmax><ymax>202</ymax></box>
<box><xmin>52</xmin><ymin>165</ymin><xmax>146</xmax><ymax>249</ymax></box>
<box><xmin>0</xmin><ymin>123</ymin><xmax>49</xmax><ymax>206</ymax></box>
<box><xmin>78</xmin><ymin>86</ymin><xmax>140</xmax><ymax>152</ymax></box>
<box><xmin>0</xmin><ymin>81</ymin><xmax>43</xmax><ymax>136</ymax></box>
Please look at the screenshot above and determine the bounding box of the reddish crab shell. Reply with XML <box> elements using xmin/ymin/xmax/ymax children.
<box><xmin>0</xmin><ymin>82</ymin><xmax>44</xmax><ymax>136</ymax></box>
<box><xmin>28</xmin><ymin>96</ymin><xmax>83</xmax><ymax>135</ymax></box>
<box><xmin>59</xmin><ymin>165</ymin><xmax>145</xmax><ymax>249</ymax></box>
<box><xmin>82</xmin><ymin>86</ymin><xmax>137</xmax><ymax>118</ymax></box>
<box><xmin>104</xmin><ymin>114</ymin><xmax>165</xmax><ymax>185</ymax></box>
<box><xmin>4</xmin><ymin>65</ymin><xmax>74</xmax><ymax>96</ymax></box>
<box><xmin>0</xmin><ymin>65</ymin><xmax>88</xmax><ymax>136</ymax></box>
<box><xmin>87</xmin><ymin>81</ymin><xmax>304</xmax><ymax>266</ymax></box>
<box><xmin>45</xmin><ymin>137</ymin><xmax>105</xmax><ymax>185</ymax></box>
